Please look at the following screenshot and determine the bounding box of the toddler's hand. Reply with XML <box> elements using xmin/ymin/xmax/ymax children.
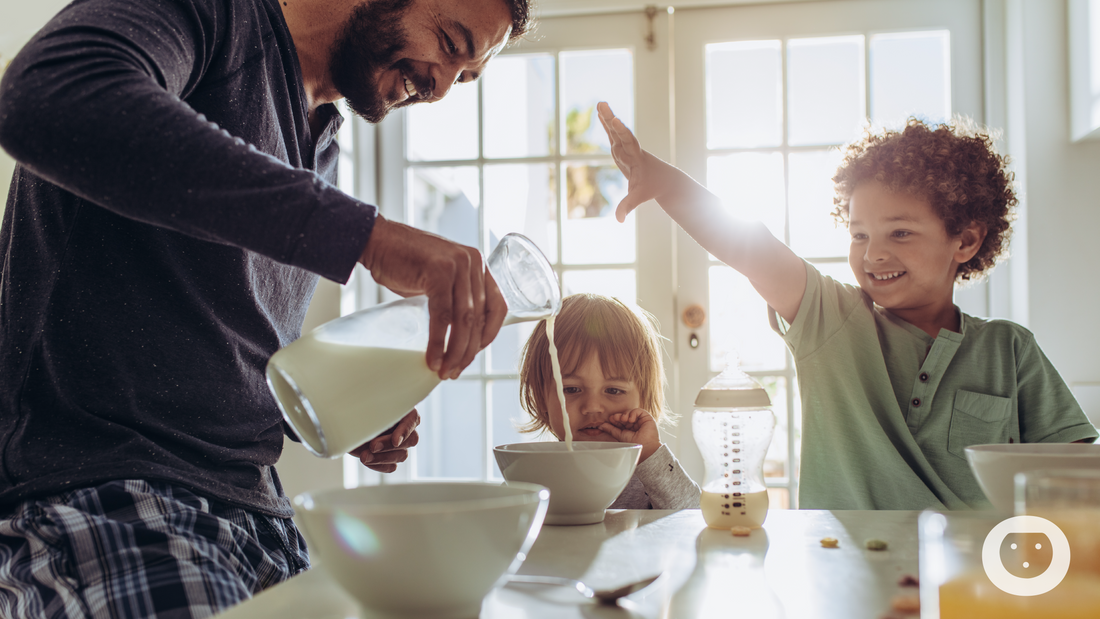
<box><xmin>599</xmin><ymin>408</ymin><xmax>661</xmax><ymax>462</ymax></box>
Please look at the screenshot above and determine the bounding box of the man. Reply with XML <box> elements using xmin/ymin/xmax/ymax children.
<box><xmin>0</xmin><ymin>0</ymin><xmax>530</xmax><ymax>614</ymax></box>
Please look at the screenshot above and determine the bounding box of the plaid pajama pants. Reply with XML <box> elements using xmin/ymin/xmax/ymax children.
<box><xmin>0</xmin><ymin>479</ymin><xmax>310</xmax><ymax>619</ymax></box>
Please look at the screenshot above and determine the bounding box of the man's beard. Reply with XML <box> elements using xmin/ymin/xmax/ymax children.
<box><xmin>330</xmin><ymin>0</ymin><xmax>416</xmax><ymax>123</ymax></box>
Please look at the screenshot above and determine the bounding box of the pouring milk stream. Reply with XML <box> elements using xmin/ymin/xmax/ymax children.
<box><xmin>267</xmin><ymin>233</ymin><xmax>561</xmax><ymax>458</ymax></box>
<box><xmin>545</xmin><ymin>317</ymin><xmax>573</xmax><ymax>451</ymax></box>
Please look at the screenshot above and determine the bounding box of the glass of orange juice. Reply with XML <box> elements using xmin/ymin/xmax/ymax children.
<box><xmin>1016</xmin><ymin>469</ymin><xmax>1100</xmax><ymax>582</ymax></box>
<box><xmin>918</xmin><ymin>506</ymin><xmax>1100</xmax><ymax>619</ymax></box>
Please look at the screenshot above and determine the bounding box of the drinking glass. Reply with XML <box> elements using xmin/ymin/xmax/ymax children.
<box><xmin>920</xmin><ymin>469</ymin><xmax>1100</xmax><ymax>619</ymax></box>
<box><xmin>1016</xmin><ymin>469</ymin><xmax>1100</xmax><ymax>583</ymax></box>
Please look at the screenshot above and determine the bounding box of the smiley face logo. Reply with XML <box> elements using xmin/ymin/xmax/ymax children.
<box><xmin>981</xmin><ymin>516</ymin><xmax>1071</xmax><ymax>596</ymax></box>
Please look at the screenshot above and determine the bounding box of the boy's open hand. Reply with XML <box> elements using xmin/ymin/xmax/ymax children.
<box><xmin>596</xmin><ymin>102</ymin><xmax>661</xmax><ymax>223</ymax></box>
<box><xmin>599</xmin><ymin>408</ymin><xmax>661</xmax><ymax>462</ymax></box>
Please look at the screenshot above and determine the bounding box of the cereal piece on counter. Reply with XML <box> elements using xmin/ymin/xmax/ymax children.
<box><xmin>897</xmin><ymin>574</ymin><xmax>919</xmax><ymax>587</ymax></box>
<box><xmin>820</xmin><ymin>537</ymin><xmax>839</xmax><ymax>548</ymax></box>
<box><xmin>890</xmin><ymin>594</ymin><xmax>920</xmax><ymax>614</ymax></box>
<box><xmin>865</xmin><ymin>538</ymin><xmax>888</xmax><ymax>551</ymax></box>
<box><xmin>730</xmin><ymin>526</ymin><xmax>752</xmax><ymax>537</ymax></box>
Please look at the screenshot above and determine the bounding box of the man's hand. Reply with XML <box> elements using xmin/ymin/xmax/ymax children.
<box><xmin>599</xmin><ymin>408</ymin><xmax>662</xmax><ymax>463</ymax></box>
<box><xmin>360</xmin><ymin>216</ymin><xmax>507</xmax><ymax>379</ymax></box>
<box><xmin>349</xmin><ymin>410</ymin><xmax>421</xmax><ymax>473</ymax></box>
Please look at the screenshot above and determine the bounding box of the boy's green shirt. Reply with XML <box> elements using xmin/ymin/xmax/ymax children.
<box><xmin>771</xmin><ymin>262</ymin><xmax>1097</xmax><ymax>510</ymax></box>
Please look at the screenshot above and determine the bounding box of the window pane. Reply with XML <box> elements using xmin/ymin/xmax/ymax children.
<box><xmin>491</xmin><ymin>378</ymin><xmax>536</xmax><ymax>447</ymax></box>
<box><xmin>706</xmin><ymin>40</ymin><xmax>782</xmax><ymax>149</ymax></box>
<box><xmin>489</xmin><ymin>321</ymin><xmax>535</xmax><ymax>374</ymax></box>
<box><xmin>561</xmin><ymin>49</ymin><xmax>633</xmax><ymax>155</ymax></box>
<box><xmin>707</xmin><ymin>153</ymin><xmax>785</xmax><ymax>241</ymax></box>
<box><xmin>871</xmin><ymin>31</ymin><xmax>950</xmax><ymax>128</ymax></box>
<box><xmin>409</xmin><ymin>166</ymin><xmax>479</xmax><ymax>248</ymax></box>
<box><xmin>407</xmin><ymin>83</ymin><xmax>478</xmax><ymax>161</ymax></box>
<box><xmin>709</xmin><ymin>265</ymin><xmax>786</xmax><ymax>372</ymax></box>
<box><xmin>562</xmin><ymin>269</ymin><xmax>637</xmax><ymax>304</ymax></box>
<box><xmin>484</xmin><ymin>163</ymin><xmax>556</xmax><ymax>263</ymax></box>
<box><xmin>484</xmin><ymin>54</ymin><xmax>555</xmax><ymax>158</ymax></box>
<box><xmin>787</xmin><ymin>36</ymin><xmax>865</xmax><ymax>146</ymax></box>
<box><xmin>562</xmin><ymin>163</ymin><xmax>635</xmax><ymax>264</ymax></box>
<box><xmin>788</xmin><ymin>150</ymin><xmax>848</xmax><ymax>258</ymax></box>
<box><xmin>416</xmin><ymin>380</ymin><xmax>482</xmax><ymax>479</ymax></box>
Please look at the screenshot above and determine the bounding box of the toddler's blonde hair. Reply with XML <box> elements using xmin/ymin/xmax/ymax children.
<box><xmin>518</xmin><ymin>293</ymin><xmax>671</xmax><ymax>436</ymax></box>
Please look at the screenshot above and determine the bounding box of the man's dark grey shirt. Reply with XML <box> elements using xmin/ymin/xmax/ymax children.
<box><xmin>0</xmin><ymin>0</ymin><xmax>376</xmax><ymax>516</ymax></box>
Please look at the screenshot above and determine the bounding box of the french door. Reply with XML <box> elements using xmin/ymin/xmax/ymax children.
<box><xmin>669</xmin><ymin>0</ymin><xmax>984</xmax><ymax>508</ymax></box>
<box><xmin>360</xmin><ymin>0</ymin><xmax>985</xmax><ymax>509</ymax></box>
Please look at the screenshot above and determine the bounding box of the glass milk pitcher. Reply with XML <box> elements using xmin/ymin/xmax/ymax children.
<box><xmin>693</xmin><ymin>366</ymin><xmax>776</xmax><ymax>529</ymax></box>
<box><xmin>267</xmin><ymin>233</ymin><xmax>561</xmax><ymax>458</ymax></box>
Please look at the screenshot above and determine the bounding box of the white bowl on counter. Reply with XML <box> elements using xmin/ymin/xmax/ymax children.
<box><xmin>293</xmin><ymin>481</ymin><xmax>549</xmax><ymax>619</ymax></box>
<box><xmin>965</xmin><ymin>443</ymin><xmax>1100</xmax><ymax>512</ymax></box>
<box><xmin>493</xmin><ymin>442</ymin><xmax>641</xmax><ymax>525</ymax></box>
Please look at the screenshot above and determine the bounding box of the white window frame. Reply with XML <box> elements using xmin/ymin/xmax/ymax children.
<box><xmin>354</xmin><ymin>10</ymin><xmax>674</xmax><ymax>485</ymax></box>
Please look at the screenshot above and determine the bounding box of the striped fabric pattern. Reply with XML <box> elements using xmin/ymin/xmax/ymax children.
<box><xmin>0</xmin><ymin>480</ymin><xmax>309</xmax><ymax>619</ymax></box>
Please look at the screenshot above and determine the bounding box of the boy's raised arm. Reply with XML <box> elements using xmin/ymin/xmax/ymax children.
<box><xmin>597</xmin><ymin>103</ymin><xmax>807</xmax><ymax>323</ymax></box>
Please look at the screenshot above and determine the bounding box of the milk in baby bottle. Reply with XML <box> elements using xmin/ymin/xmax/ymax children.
<box><xmin>693</xmin><ymin>366</ymin><xmax>776</xmax><ymax>529</ymax></box>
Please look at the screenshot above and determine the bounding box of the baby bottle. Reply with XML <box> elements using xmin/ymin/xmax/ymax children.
<box><xmin>267</xmin><ymin>233</ymin><xmax>561</xmax><ymax>458</ymax></box>
<box><xmin>693</xmin><ymin>366</ymin><xmax>775</xmax><ymax>529</ymax></box>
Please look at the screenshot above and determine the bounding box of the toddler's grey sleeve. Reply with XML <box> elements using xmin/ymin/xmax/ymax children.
<box><xmin>633</xmin><ymin>444</ymin><xmax>702</xmax><ymax>509</ymax></box>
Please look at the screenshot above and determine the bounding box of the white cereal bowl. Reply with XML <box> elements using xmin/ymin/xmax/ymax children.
<box><xmin>493</xmin><ymin>442</ymin><xmax>641</xmax><ymax>525</ymax></box>
<box><xmin>293</xmin><ymin>482</ymin><xmax>549</xmax><ymax>619</ymax></box>
<box><xmin>965</xmin><ymin>443</ymin><xmax>1100</xmax><ymax>512</ymax></box>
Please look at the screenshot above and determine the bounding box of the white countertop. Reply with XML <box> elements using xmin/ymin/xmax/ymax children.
<box><xmin>216</xmin><ymin>508</ymin><xmax>923</xmax><ymax>619</ymax></box>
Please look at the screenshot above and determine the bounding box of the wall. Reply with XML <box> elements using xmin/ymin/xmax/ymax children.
<box><xmin>1010</xmin><ymin>0</ymin><xmax>1100</xmax><ymax>418</ymax></box>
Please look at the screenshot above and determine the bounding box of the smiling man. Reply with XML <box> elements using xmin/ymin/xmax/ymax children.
<box><xmin>286</xmin><ymin>0</ymin><xmax>520</xmax><ymax>123</ymax></box>
<box><xmin>0</xmin><ymin>0</ymin><xmax>529</xmax><ymax>615</ymax></box>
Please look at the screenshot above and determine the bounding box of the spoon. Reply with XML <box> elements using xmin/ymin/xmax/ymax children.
<box><xmin>507</xmin><ymin>573</ymin><xmax>661</xmax><ymax>604</ymax></box>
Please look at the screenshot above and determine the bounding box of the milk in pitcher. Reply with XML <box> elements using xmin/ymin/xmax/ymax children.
<box><xmin>268</xmin><ymin>234</ymin><xmax>562</xmax><ymax>459</ymax></box>
<box><xmin>268</xmin><ymin>335</ymin><xmax>440</xmax><ymax>457</ymax></box>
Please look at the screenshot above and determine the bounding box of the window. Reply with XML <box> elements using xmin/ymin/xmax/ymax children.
<box><xmin>1070</xmin><ymin>0</ymin><xmax>1100</xmax><ymax>141</ymax></box>
<box><xmin>368</xmin><ymin>46</ymin><xmax>641</xmax><ymax>482</ymax></box>
<box><xmin>352</xmin><ymin>0</ymin><xmax>983</xmax><ymax>499</ymax></box>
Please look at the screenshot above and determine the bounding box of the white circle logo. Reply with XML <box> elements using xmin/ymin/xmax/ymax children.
<box><xmin>981</xmin><ymin>515</ymin><xmax>1071</xmax><ymax>596</ymax></box>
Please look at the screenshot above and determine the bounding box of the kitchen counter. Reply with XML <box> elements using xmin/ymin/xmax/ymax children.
<box><xmin>216</xmin><ymin>508</ymin><xmax>924</xmax><ymax>619</ymax></box>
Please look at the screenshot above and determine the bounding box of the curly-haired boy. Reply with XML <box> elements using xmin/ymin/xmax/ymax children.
<box><xmin>597</xmin><ymin>104</ymin><xmax>1097</xmax><ymax>510</ymax></box>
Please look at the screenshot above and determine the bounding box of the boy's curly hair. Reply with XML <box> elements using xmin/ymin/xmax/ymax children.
<box><xmin>831</xmin><ymin>117</ymin><xmax>1017</xmax><ymax>282</ymax></box>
